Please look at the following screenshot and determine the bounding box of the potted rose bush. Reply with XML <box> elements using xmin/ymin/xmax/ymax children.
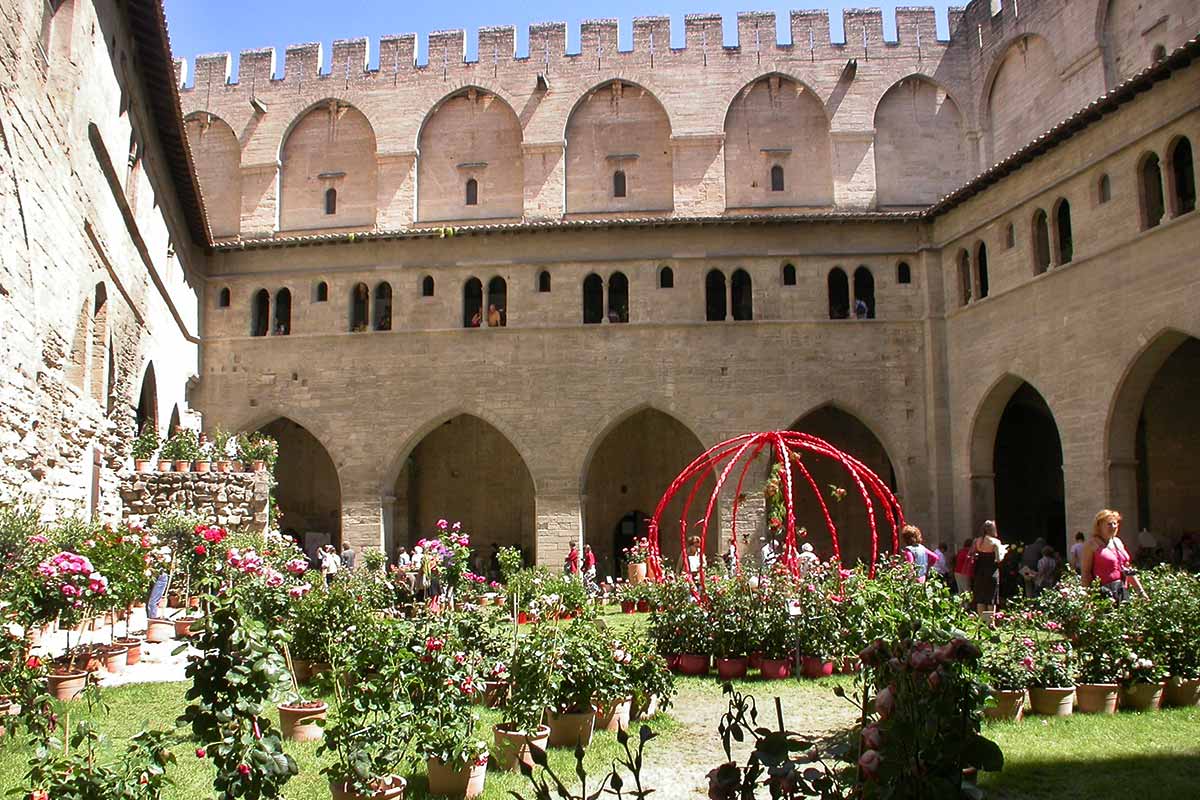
<box><xmin>624</xmin><ymin>537</ymin><xmax>652</xmax><ymax>584</ymax></box>
<box><xmin>1026</xmin><ymin>635</ymin><xmax>1076</xmax><ymax>716</ymax></box>
<box><xmin>978</xmin><ymin>626</ymin><xmax>1036</xmax><ymax>721</ymax></box>
<box><xmin>1138</xmin><ymin>567</ymin><xmax>1200</xmax><ymax>707</ymax></box>
<box><xmin>131</xmin><ymin>424</ymin><xmax>159</xmax><ymax>472</ymax></box>
<box><xmin>30</xmin><ymin>548</ymin><xmax>111</xmax><ymax>699</ymax></box>
<box><xmin>492</xmin><ymin>622</ymin><xmax>556</xmax><ymax>771</ymax></box>
<box><xmin>544</xmin><ymin>619</ymin><xmax>619</xmax><ymax>748</ymax></box>
<box><xmin>708</xmin><ymin>573</ymin><xmax>752</xmax><ymax>679</ymax></box>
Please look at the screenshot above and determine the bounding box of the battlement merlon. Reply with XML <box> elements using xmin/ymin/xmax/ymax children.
<box><xmin>632</xmin><ymin>17</ymin><xmax>670</xmax><ymax>53</ymax></box>
<box><xmin>843</xmin><ymin>8</ymin><xmax>885</xmax><ymax>53</ymax></box>
<box><xmin>529</xmin><ymin>22</ymin><xmax>567</xmax><ymax>61</ymax></box>
<box><xmin>428</xmin><ymin>30</ymin><xmax>466</xmax><ymax>67</ymax></box>
<box><xmin>283</xmin><ymin>42</ymin><xmax>322</xmax><ymax>82</ymax></box>
<box><xmin>789</xmin><ymin>10</ymin><xmax>831</xmax><ymax>55</ymax></box>
<box><xmin>683</xmin><ymin>13</ymin><xmax>723</xmax><ymax>50</ymax></box>
<box><xmin>192</xmin><ymin>52</ymin><xmax>230</xmax><ymax>91</ymax></box>
<box><xmin>379</xmin><ymin>35</ymin><xmax>417</xmax><ymax>73</ymax></box>
<box><xmin>331</xmin><ymin>38</ymin><xmax>369</xmax><ymax>77</ymax></box>
<box><xmin>239</xmin><ymin>47</ymin><xmax>275</xmax><ymax>89</ymax></box>
<box><xmin>173</xmin><ymin>58</ymin><xmax>186</xmax><ymax>89</ymax></box>
<box><xmin>895</xmin><ymin>8</ymin><xmax>941</xmax><ymax>45</ymax></box>
<box><xmin>737</xmin><ymin>11</ymin><xmax>776</xmax><ymax>51</ymax></box>
<box><xmin>479</xmin><ymin>26</ymin><xmax>517</xmax><ymax>60</ymax></box>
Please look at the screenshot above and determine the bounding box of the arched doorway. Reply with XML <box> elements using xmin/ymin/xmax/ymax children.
<box><xmin>1107</xmin><ymin>333</ymin><xmax>1200</xmax><ymax>547</ymax></box>
<box><xmin>392</xmin><ymin>415</ymin><xmax>535</xmax><ymax>571</ymax></box>
<box><xmin>970</xmin><ymin>378</ymin><xmax>1065</xmax><ymax>549</ymax></box>
<box><xmin>583</xmin><ymin>409</ymin><xmax>710</xmax><ymax>580</ymax></box>
<box><xmin>259</xmin><ymin>418</ymin><xmax>342</xmax><ymax>558</ymax></box>
<box><xmin>789</xmin><ymin>407</ymin><xmax>898</xmax><ymax>564</ymax></box>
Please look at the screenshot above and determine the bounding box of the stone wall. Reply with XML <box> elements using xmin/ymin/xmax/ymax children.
<box><xmin>120</xmin><ymin>471</ymin><xmax>271</xmax><ymax>531</ymax></box>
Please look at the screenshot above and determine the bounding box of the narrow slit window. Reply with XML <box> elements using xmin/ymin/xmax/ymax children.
<box><xmin>422</xmin><ymin>276</ymin><xmax>435</xmax><ymax>297</ymax></box>
<box><xmin>896</xmin><ymin>262</ymin><xmax>911</xmax><ymax>285</ymax></box>
<box><xmin>218</xmin><ymin>287</ymin><xmax>231</xmax><ymax>308</ymax></box>
<box><xmin>324</xmin><ymin>188</ymin><xmax>337</xmax><ymax>215</ymax></box>
<box><xmin>315</xmin><ymin>281</ymin><xmax>329</xmax><ymax>302</ymax></box>
<box><xmin>1097</xmin><ymin>174</ymin><xmax>1111</xmax><ymax>204</ymax></box>
<box><xmin>613</xmin><ymin>170</ymin><xmax>627</xmax><ymax>198</ymax></box>
<box><xmin>538</xmin><ymin>271</ymin><xmax>551</xmax><ymax>293</ymax></box>
<box><xmin>770</xmin><ymin>165</ymin><xmax>785</xmax><ymax>192</ymax></box>
<box><xmin>465</xmin><ymin>178</ymin><xmax>478</xmax><ymax>206</ymax></box>
<box><xmin>782</xmin><ymin>263</ymin><xmax>796</xmax><ymax>286</ymax></box>
<box><xmin>659</xmin><ymin>266</ymin><xmax>674</xmax><ymax>289</ymax></box>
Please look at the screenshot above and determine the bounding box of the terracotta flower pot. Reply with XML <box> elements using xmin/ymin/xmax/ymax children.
<box><xmin>1075</xmin><ymin>683</ymin><xmax>1119</xmax><ymax>714</ymax></box>
<box><xmin>760</xmin><ymin>658</ymin><xmax>792</xmax><ymax>680</ymax></box>
<box><xmin>252</xmin><ymin>459</ymin><xmax>266</xmax><ymax>472</ymax></box>
<box><xmin>748</xmin><ymin>652</ymin><xmax>764</xmax><ymax>670</ymax></box>
<box><xmin>167</xmin><ymin>592</ymin><xmax>182</xmax><ymax>608</ymax></box>
<box><xmin>984</xmin><ymin>689</ymin><xmax>1026</xmax><ymax>721</ymax></box>
<box><xmin>115</xmin><ymin>638</ymin><xmax>142</xmax><ymax>666</ymax></box>
<box><xmin>800</xmin><ymin>657</ymin><xmax>834</xmax><ymax>679</ymax></box>
<box><xmin>101</xmin><ymin>644</ymin><xmax>128</xmax><ymax>674</ymax></box>
<box><xmin>135</xmin><ymin>459</ymin><xmax>152</xmax><ymax>473</ymax></box>
<box><xmin>215</xmin><ymin>460</ymin><xmax>231</xmax><ymax>473</ymax></box>
<box><xmin>716</xmin><ymin>656</ymin><xmax>748</xmax><ymax>680</ymax></box>
<box><xmin>516</xmin><ymin>612</ymin><xmax>530</xmax><ymax>625</ymax></box>
<box><xmin>156</xmin><ymin>460</ymin><xmax>173</xmax><ymax>472</ymax></box>
<box><xmin>278</xmin><ymin>701</ymin><xmax>327</xmax><ymax>741</ymax></box>
<box><xmin>665</xmin><ymin>654</ymin><xmax>682</xmax><ymax>673</ymax></box>
<box><xmin>546</xmin><ymin>709</ymin><xmax>595</xmax><ymax>748</ymax></box>
<box><xmin>46</xmin><ymin>670</ymin><xmax>88</xmax><ymax>702</ymax></box>
<box><xmin>627</xmin><ymin>562</ymin><xmax>648</xmax><ymax>584</ymax></box>
<box><xmin>231</xmin><ymin>460</ymin><xmax>244</xmax><ymax>472</ymax></box>
<box><xmin>492</xmin><ymin>724</ymin><xmax>550</xmax><ymax>771</ymax></box>
<box><xmin>193</xmin><ymin>460</ymin><xmax>211</xmax><ymax>473</ymax></box>
<box><xmin>635</xmin><ymin>599</ymin><xmax>650</xmax><ymax>613</ymax></box>
<box><xmin>426</xmin><ymin>756</ymin><xmax>487</xmax><ymax>799</ymax></box>
<box><xmin>1164</xmin><ymin>676</ymin><xmax>1200</xmax><ymax>707</ymax></box>
<box><xmin>594</xmin><ymin>697</ymin><xmax>632</xmax><ymax>733</ymax></box>
<box><xmin>145</xmin><ymin>618</ymin><xmax>173</xmax><ymax>643</ymax></box>
<box><xmin>329</xmin><ymin>776</ymin><xmax>406</xmax><ymax>800</ymax></box>
<box><xmin>173</xmin><ymin>460</ymin><xmax>191</xmax><ymax>473</ymax></box>
<box><xmin>840</xmin><ymin>656</ymin><xmax>861</xmax><ymax>674</ymax></box>
<box><xmin>620</xmin><ymin>600</ymin><xmax>635</xmax><ymax>614</ymax></box>
<box><xmin>1121</xmin><ymin>681</ymin><xmax>1165</xmax><ymax>712</ymax></box>
<box><xmin>173</xmin><ymin>617</ymin><xmax>199</xmax><ymax>638</ymax></box>
<box><xmin>677</xmin><ymin>653</ymin><xmax>711</xmax><ymax>676</ymax></box>
<box><xmin>630</xmin><ymin>694</ymin><xmax>659</xmax><ymax>720</ymax></box>
<box><xmin>1028</xmin><ymin>687</ymin><xmax>1075</xmax><ymax>716</ymax></box>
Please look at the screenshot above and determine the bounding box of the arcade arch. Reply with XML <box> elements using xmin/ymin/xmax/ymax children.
<box><xmin>259</xmin><ymin>417</ymin><xmax>342</xmax><ymax>554</ymax></box>
<box><xmin>873</xmin><ymin>76</ymin><xmax>969</xmax><ymax>207</ymax></box>
<box><xmin>279</xmin><ymin>100</ymin><xmax>377</xmax><ymax>231</ymax></box>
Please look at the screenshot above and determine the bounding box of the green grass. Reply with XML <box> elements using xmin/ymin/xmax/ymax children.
<box><xmin>980</xmin><ymin>707</ymin><xmax>1200</xmax><ymax>799</ymax></box>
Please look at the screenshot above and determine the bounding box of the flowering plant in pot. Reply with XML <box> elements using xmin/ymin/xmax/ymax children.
<box><xmin>177</xmin><ymin>593</ymin><xmax>299</xmax><ymax>799</ymax></box>
<box><xmin>30</xmin><ymin>548</ymin><xmax>110</xmax><ymax>694</ymax></box>
<box><xmin>1026</xmin><ymin>636</ymin><xmax>1077</xmax><ymax>716</ymax></box>
<box><xmin>493</xmin><ymin>622</ymin><xmax>558</xmax><ymax>770</ymax></box>
<box><xmin>977</xmin><ymin>626</ymin><xmax>1036</xmax><ymax>720</ymax></box>
<box><xmin>707</xmin><ymin>574</ymin><xmax>752</xmax><ymax>677</ymax></box>
<box><xmin>236</xmin><ymin>431</ymin><xmax>278</xmax><ymax>472</ymax></box>
<box><xmin>1136</xmin><ymin>566</ymin><xmax>1200</xmax><ymax>706</ymax></box>
<box><xmin>624</xmin><ymin>537</ymin><xmax>652</xmax><ymax>583</ymax></box>
<box><xmin>210</xmin><ymin>427</ymin><xmax>234</xmax><ymax>471</ymax></box>
<box><xmin>159</xmin><ymin>428</ymin><xmax>200</xmax><ymax>472</ymax></box>
<box><xmin>417</xmin><ymin>518</ymin><xmax>473</xmax><ymax>607</ymax></box>
<box><xmin>0</xmin><ymin>630</ymin><xmax>55</xmax><ymax>742</ymax></box>
<box><xmin>131</xmin><ymin>424</ymin><xmax>159</xmax><ymax>471</ymax></box>
<box><xmin>80</xmin><ymin>525</ymin><xmax>156</xmax><ymax>671</ymax></box>
<box><xmin>621</xmin><ymin>630</ymin><xmax>675</xmax><ymax>720</ymax></box>
<box><xmin>544</xmin><ymin>619</ymin><xmax>619</xmax><ymax>748</ymax></box>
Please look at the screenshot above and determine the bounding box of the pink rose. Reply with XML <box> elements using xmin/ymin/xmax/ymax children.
<box><xmin>861</xmin><ymin>724</ymin><xmax>882</xmax><ymax>750</ymax></box>
<box><xmin>436</xmin><ymin>519</ymin><xmax>449</xmax><ymax>531</ymax></box>
<box><xmin>858</xmin><ymin>749</ymin><xmax>881</xmax><ymax>780</ymax></box>
<box><xmin>875</xmin><ymin>685</ymin><xmax>896</xmax><ymax>719</ymax></box>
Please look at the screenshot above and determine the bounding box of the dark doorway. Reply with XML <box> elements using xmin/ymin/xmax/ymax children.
<box><xmin>463</xmin><ymin>278</ymin><xmax>482</xmax><ymax>327</ymax></box>
<box><xmin>613</xmin><ymin>511</ymin><xmax>649</xmax><ymax>577</ymax></box>
<box><xmin>582</xmin><ymin>273</ymin><xmax>604</xmax><ymax>324</ymax></box>
<box><xmin>827</xmin><ymin>268</ymin><xmax>849</xmax><ymax>319</ymax></box>
<box><xmin>993</xmin><ymin>383</ymin><xmax>1065</xmax><ymax>548</ymax></box>
<box><xmin>731</xmin><ymin>269</ymin><xmax>753</xmax><ymax>321</ymax></box>
<box><xmin>705</xmin><ymin>269</ymin><xmax>726</xmax><ymax>321</ymax></box>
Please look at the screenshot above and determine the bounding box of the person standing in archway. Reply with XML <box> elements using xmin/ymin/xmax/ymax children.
<box><xmin>1081</xmin><ymin>509</ymin><xmax>1146</xmax><ymax>601</ymax></box>
<box><xmin>971</xmin><ymin>521</ymin><xmax>1006</xmax><ymax>622</ymax></box>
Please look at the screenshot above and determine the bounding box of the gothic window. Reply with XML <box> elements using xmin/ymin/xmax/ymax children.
<box><xmin>274</xmin><ymin>288</ymin><xmax>291</xmax><ymax>335</ymax></box>
<box><xmin>705</xmin><ymin>269</ymin><xmax>727</xmax><ymax>322</ymax></box>
<box><xmin>1004</xmin><ymin>222</ymin><xmax>1015</xmax><ymax>249</ymax></box>
<box><xmin>374</xmin><ymin>283</ymin><xmax>393</xmax><ymax>331</ymax></box>
<box><xmin>896</xmin><ymin>262</ymin><xmax>911</xmax><ymax>285</ymax></box>
<box><xmin>486</xmin><ymin>277</ymin><xmax>507</xmax><ymax>326</ymax></box>
<box><xmin>582</xmin><ymin>274</ymin><xmax>604</xmax><ymax>324</ymax></box>
<box><xmin>608</xmin><ymin>272</ymin><xmax>629</xmax><ymax>323</ymax></box>
<box><xmin>218</xmin><ymin>287</ymin><xmax>231</xmax><ymax>307</ymax></box>
<box><xmin>315</xmin><ymin>281</ymin><xmax>329</xmax><ymax>302</ymax></box>
<box><xmin>1168</xmin><ymin>137</ymin><xmax>1195</xmax><ymax>216</ymax></box>
<box><xmin>853</xmin><ymin>267</ymin><xmax>875</xmax><ymax>319</ymax></box>
<box><xmin>350</xmin><ymin>283</ymin><xmax>369</xmax><ymax>331</ymax></box>
<box><xmin>538</xmin><ymin>271</ymin><xmax>551</xmax><ymax>293</ymax></box>
<box><xmin>1152</xmin><ymin>44</ymin><xmax>1166</xmax><ymax>63</ymax></box>
<box><xmin>1054</xmin><ymin>199</ymin><xmax>1073</xmax><ymax>264</ymax></box>
<box><xmin>975</xmin><ymin>243</ymin><xmax>990</xmax><ymax>299</ymax></box>
<box><xmin>1139</xmin><ymin>153</ymin><xmax>1165</xmax><ymax>229</ymax></box>
<box><xmin>422</xmin><ymin>276</ymin><xmax>435</xmax><ymax>297</ymax></box>
<box><xmin>658</xmin><ymin>266</ymin><xmax>674</xmax><ymax>289</ymax></box>
<box><xmin>324</xmin><ymin>188</ymin><xmax>337</xmax><ymax>215</ymax></box>
<box><xmin>1097</xmin><ymin>174</ymin><xmax>1111</xmax><ymax>204</ymax></box>
<box><xmin>463</xmin><ymin>278</ymin><xmax>482</xmax><ymax>327</ymax></box>
<box><xmin>613</xmin><ymin>170</ymin><xmax>627</xmax><ymax>198</ymax></box>
<box><xmin>827</xmin><ymin>268</ymin><xmax>849</xmax><ymax>319</ymax></box>
<box><xmin>770</xmin><ymin>164</ymin><xmax>785</xmax><ymax>192</ymax></box>
<box><xmin>90</xmin><ymin>284</ymin><xmax>108</xmax><ymax>404</ymax></box>
<box><xmin>957</xmin><ymin>251</ymin><xmax>972</xmax><ymax>306</ymax></box>
<box><xmin>782</xmin><ymin>263</ymin><xmax>796</xmax><ymax>286</ymax></box>
<box><xmin>251</xmin><ymin>289</ymin><xmax>270</xmax><ymax>337</ymax></box>
<box><xmin>1032</xmin><ymin>210</ymin><xmax>1051</xmax><ymax>274</ymax></box>
<box><xmin>465</xmin><ymin>178</ymin><xmax>478</xmax><ymax>206</ymax></box>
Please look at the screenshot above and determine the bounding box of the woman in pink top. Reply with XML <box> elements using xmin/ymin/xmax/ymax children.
<box><xmin>1081</xmin><ymin>509</ymin><xmax>1146</xmax><ymax>601</ymax></box>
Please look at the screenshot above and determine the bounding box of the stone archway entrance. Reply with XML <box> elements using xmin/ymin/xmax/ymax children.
<box><xmin>789</xmin><ymin>406</ymin><xmax>898</xmax><ymax>564</ymax></box>
<box><xmin>1108</xmin><ymin>333</ymin><xmax>1200</xmax><ymax>548</ymax></box>
<box><xmin>583</xmin><ymin>409</ymin><xmax>709</xmax><ymax>581</ymax></box>
<box><xmin>259</xmin><ymin>418</ymin><xmax>341</xmax><ymax>557</ymax></box>
<box><xmin>392</xmin><ymin>414</ymin><xmax>535</xmax><ymax>574</ymax></box>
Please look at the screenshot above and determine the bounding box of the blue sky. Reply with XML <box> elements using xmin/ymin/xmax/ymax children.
<box><xmin>164</xmin><ymin>1</ymin><xmax>957</xmax><ymax>82</ymax></box>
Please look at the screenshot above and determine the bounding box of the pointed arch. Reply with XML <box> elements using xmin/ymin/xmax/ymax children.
<box><xmin>608</xmin><ymin>271</ymin><xmax>629</xmax><ymax>323</ymax></box>
<box><xmin>731</xmin><ymin>268</ymin><xmax>753</xmax><ymax>321</ymax></box>
<box><xmin>827</xmin><ymin>267</ymin><xmax>849</xmax><ymax>319</ymax></box>
<box><xmin>486</xmin><ymin>276</ymin><xmax>507</xmax><ymax>326</ymax></box>
<box><xmin>463</xmin><ymin>277</ymin><xmax>482</xmax><ymax>327</ymax></box>
<box><xmin>564</xmin><ymin>79</ymin><xmax>673</xmax><ymax>214</ymax></box>
<box><xmin>416</xmin><ymin>86</ymin><xmax>523</xmax><ymax>222</ymax></box>
<box><xmin>350</xmin><ymin>282</ymin><xmax>370</xmax><ymax>331</ymax></box>
<box><xmin>984</xmin><ymin>34</ymin><xmax>1066</xmax><ymax>165</ymax></box>
<box><xmin>374</xmin><ymin>282</ymin><xmax>393</xmax><ymax>331</ymax></box>
<box><xmin>705</xmin><ymin>269</ymin><xmax>727</xmax><ymax>321</ymax></box>
<box><xmin>274</xmin><ymin>287</ymin><xmax>291</xmax><ymax>335</ymax></box>
<box><xmin>874</xmin><ymin>75</ymin><xmax>969</xmax><ymax>206</ymax></box>
<box><xmin>259</xmin><ymin>416</ymin><xmax>343</xmax><ymax>549</ymax></box>
<box><xmin>724</xmin><ymin>73</ymin><xmax>833</xmax><ymax>209</ymax></box>
<box><xmin>251</xmin><ymin>289</ymin><xmax>270</xmax><ymax>337</ymax></box>
<box><xmin>185</xmin><ymin>112</ymin><xmax>241</xmax><ymax>238</ymax></box>
<box><xmin>582</xmin><ymin>273</ymin><xmax>604</xmax><ymax>324</ymax></box>
<box><xmin>135</xmin><ymin>362</ymin><xmax>158</xmax><ymax>435</ymax></box>
<box><xmin>278</xmin><ymin>98</ymin><xmax>377</xmax><ymax>231</ymax></box>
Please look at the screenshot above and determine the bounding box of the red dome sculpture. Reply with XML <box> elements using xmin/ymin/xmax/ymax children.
<box><xmin>646</xmin><ymin>431</ymin><xmax>904</xmax><ymax>594</ymax></box>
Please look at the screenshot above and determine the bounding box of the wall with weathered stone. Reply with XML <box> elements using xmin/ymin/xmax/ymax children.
<box><xmin>119</xmin><ymin>471</ymin><xmax>271</xmax><ymax>530</ymax></box>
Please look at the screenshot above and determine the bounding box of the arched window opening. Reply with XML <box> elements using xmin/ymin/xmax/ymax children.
<box><xmin>582</xmin><ymin>274</ymin><xmax>604</xmax><ymax>324</ymax></box>
<box><xmin>274</xmin><ymin>288</ymin><xmax>292</xmax><ymax>335</ymax></box>
<box><xmin>374</xmin><ymin>283</ymin><xmax>393</xmax><ymax>331</ymax></box>
<box><xmin>315</xmin><ymin>281</ymin><xmax>329</xmax><ymax>303</ymax></box>
<box><xmin>1168</xmin><ymin>137</ymin><xmax>1196</xmax><ymax>216</ymax></box>
<box><xmin>608</xmin><ymin>272</ymin><xmax>629</xmax><ymax>323</ymax></box>
<box><xmin>1032</xmin><ymin>210</ymin><xmax>1051</xmax><ymax>274</ymax></box>
<box><xmin>421</xmin><ymin>276</ymin><xmax>435</xmax><ymax>297</ymax></box>
<box><xmin>705</xmin><ymin>269</ymin><xmax>727</xmax><ymax>322</ymax></box>
<box><xmin>658</xmin><ymin>266</ymin><xmax>674</xmax><ymax>289</ymax></box>
<box><xmin>612</xmin><ymin>170</ymin><xmax>627</xmax><ymax>198</ymax></box>
<box><xmin>136</xmin><ymin>363</ymin><xmax>157</xmax><ymax>435</ymax></box>
<box><xmin>324</xmin><ymin>187</ymin><xmax>337</xmax><ymax>215</ymax></box>
<box><xmin>1151</xmin><ymin>44</ymin><xmax>1166</xmax><ymax>63</ymax></box>
<box><xmin>827</xmin><ymin>268</ymin><xmax>849</xmax><ymax>319</ymax></box>
<box><xmin>782</xmin><ymin>263</ymin><xmax>797</xmax><ymax>286</ymax></box>
<box><xmin>1097</xmin><ymin>174</ymin><xmax>1111</xmax><ymax>204</ymax></box>
<box><xmin>957</xmin><ymin>251</ymin><xmax>972</xmax><ymax>306</ymax></box>
<box><xmin>90</xmin><ymin>284</ymin><xmax>108</xmax><ymax>405</ymax></box>
<box><xmin>1004</xmin><ymin>222</ymin><xmax>1015</xmax><ymax>249</ymax></box>
<box><xmin>218</xmin><ymin>287</ymin><xmax>231</xmax><ymax>308</ymax></box>
<box><xmin>105</xmin><ymin>340</ymin><xmax>116</xmax><ymax>416</ymax></box>
<box><xmin>463</xmin><ymin>278</ymin><xmax>483</xmax><ymax>327</ymax></box>
<box><xmin>976</xmin><ymin>243</ymin><xmax>990</xmax><ymax>300</ymax></box>
<box><xmin>1055</xmin><ymin>199</ymin><xmax>1073</xmax><ymax>264</ymax></box>
<box><xmin>350</xmin><ymin>282</ymin><xmax>369</xmax><ymax>331</ymax></box>
<box><xmin>486</xmin><ymin>277</ymin><xmax>507</xmax><ymax>327</ymax></box>
<box><xmin>731</xmin><ymin>269</ymin><xmax>753</xmax><ymax>321</ymax></box>
<box><xmin>537</xmin><ymin>271</ymin><xmax>551</xmax><ymax>293</ymax></box>
<box><xmin>852</xmin><ymin>267</ymin><xmax>875</xmax><ymax>319</ymax></box>
<box><xmin>1140</xmin><ymin>153</ymin><xmax>1165</xmax><ymax>229</ymax></box>
<box><xmin>770</xmin><ymin>164</ymin><xmax>785</xmax><ymax>192</ymax></box>
<box><xmin>168</xmin><ymin>405</ymin><xmax>181</xmax><ymax>437</ymax></box>
<box><xmin>251</xmin><ymin>289</ymin><xmax>270</xmax><ymax>337</ymax></box>
<box><xmin>465</xmin><ymin>178</ymin><xmax>478</xmax><ymax>206</ymax></box>
<box><xmin>896</xmin><ymin>262</ymin><xmax>911</xmax><ymax>285</ymax></box>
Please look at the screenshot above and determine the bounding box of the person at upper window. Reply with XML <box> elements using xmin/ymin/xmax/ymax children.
<box><xmin>854</xmin><ymin>298</ymin><xmax>868</xmax><ymax>319</ymax></box>
<box><xmin>469</xmin><ymin>310</ymin><xmax>482</xmax><ymax>328</ymax></box>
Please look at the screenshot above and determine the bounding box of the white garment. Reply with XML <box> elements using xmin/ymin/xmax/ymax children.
<box><xmin>320</xmin><ymin>551</ymin><xmax>340</xmax><ymax>575</ymax></box>
<box><xmin>1068</xmin><ymin>542</ymin><xmax>1084</xmax><ymax>572</ymax></box>
<box><xmin>687</xmin><ymin>553</ymin><xmax>702</xmax><ymax>573</ymax></box>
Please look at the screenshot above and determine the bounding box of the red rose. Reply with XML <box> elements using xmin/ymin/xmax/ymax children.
<box><xmin>195</xmin><ymin>747</ymin><xmax>206</xmax><ymax>758</ymax></box>
<box><xmin>237</xmin><ymin>764</ymin><xmax>251</xmax><ymax>776</ymax></box>
<box><xmin>194</xmin><ymin>545</ymin><xmax>206</xmax><ymax>556</ymax></box>
<box><xmin>25</xmin><ymin>656</ymin><xmax>41</xmax><ymax>669</ymax></box>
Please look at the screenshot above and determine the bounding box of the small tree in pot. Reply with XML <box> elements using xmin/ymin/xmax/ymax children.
<box><xmin>493</xmin><ymin>621</ymin><xmax>559</xmax><ymax>770</ymax></box>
